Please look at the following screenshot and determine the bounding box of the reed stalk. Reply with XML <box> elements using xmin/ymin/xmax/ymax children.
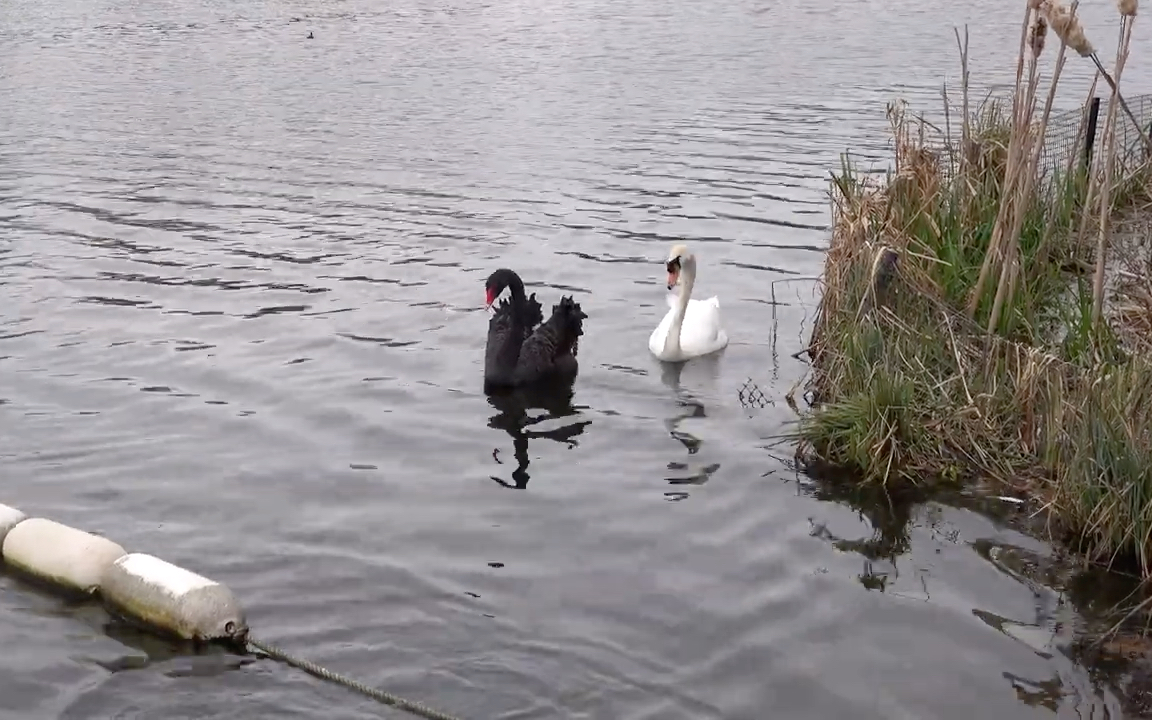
<box><xmin>1039</xmin><ymin>64</ymin><xmax>1094</xmax><ymax>260</ymax></box>
<box><xmin>991</xmin><ymin>3</ymin><xmax>1077</xmax><ymax>333</ymax></box>
<box><xmin>1091</xmin><ymin>2</ymin><xmax>1137</xmax><ymax>326</ymax></box>
<box><xmin>955</xmin><ymin>27</ymin><xmax>971</xmax><ymax>181</ymax></box>
<box><xmin>985</xmin><ymin>2</ymin><xmax>1076</xmax><ymax>333</ymax></box>
<box><xmin>967</xmin><ymin>2</ymin><xmax>1038</xmax><ymax>319</ymax></box>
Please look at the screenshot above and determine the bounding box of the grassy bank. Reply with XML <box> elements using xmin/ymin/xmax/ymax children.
<box><xmin>795</xmin><ymin>0</ymin><xmax>1152</xmax><ymax>575</ymax></box>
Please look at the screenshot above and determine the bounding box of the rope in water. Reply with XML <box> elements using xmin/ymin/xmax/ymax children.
<box><xmin>247</xmin><ymin>636</ymin><xmax>464</xmax><ymax>720</ymax></box>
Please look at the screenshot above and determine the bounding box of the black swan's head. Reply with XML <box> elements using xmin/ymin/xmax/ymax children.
<box><xmin>484</xmin><ymin>268</ymin><xmax>521</xmax><ymax>308</ymax></box>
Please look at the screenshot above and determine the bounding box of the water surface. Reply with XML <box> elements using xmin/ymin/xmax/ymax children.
<box><xmin>1</xmin><ymin>0</ymin><xmax>1146</xmax><ymax>717</ymax></box>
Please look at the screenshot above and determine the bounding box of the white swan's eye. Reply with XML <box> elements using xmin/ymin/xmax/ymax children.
<box><xmin>665</xmin><ymin>257</ymin><xmax>681</xmax><ymax>273</ymax></box>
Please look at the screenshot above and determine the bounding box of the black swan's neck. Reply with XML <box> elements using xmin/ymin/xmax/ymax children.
<box><xmin>492</xmin><ymin>269</ymin><xmax>528</xmax><ymax>321</ymax></box>
<box><xmin>485</xmin><ymin>270</ymin><xmax>535</xmax><ymax>390</ymax></box>
<box><xmin>505</xmin><ymin>273</ymin><xmax>527</xmax><ymax>316</ymax></box>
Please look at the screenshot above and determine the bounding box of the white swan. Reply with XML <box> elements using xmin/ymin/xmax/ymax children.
<box><xmin>648</xmin><ymin>244</ymin><xmax>729</xmax><ymax>362</ymax></box>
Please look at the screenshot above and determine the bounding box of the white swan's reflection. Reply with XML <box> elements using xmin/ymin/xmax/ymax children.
<box><xmin>656</xmin><ymin>356</ymin><xmax>723</xmax><ymax>496</ymax></box>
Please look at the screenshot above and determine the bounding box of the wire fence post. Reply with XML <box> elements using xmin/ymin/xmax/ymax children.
<box><xmin>1083</xmin><ymin>96</ymin><xmax>1101</xmax><ymax>171</ymax></box>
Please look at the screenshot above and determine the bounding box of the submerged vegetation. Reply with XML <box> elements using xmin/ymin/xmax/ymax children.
<box><xmin>795</xmin><ymin>0</ymin><xmax>1152</xmax><ymax>575</ymax></box>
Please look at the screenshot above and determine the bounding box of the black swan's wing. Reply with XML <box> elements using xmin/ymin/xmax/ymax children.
<box><xmin>486</xmin><ymin>295</ymin><xmax>518</xmax><ymax>344</ymax></box>
<box><xmin>487</xmin><ymin>293</ymin><xmax>543</xmax><ymax>346</ymax></box>
<box><xmin>521</xmin><ymin>292</ymin><xmax>544</xmax><ymax>339</ymax></box>
<box><xmin>512</xmin><ymin>296</ymin><xmax>587</xmax><ymax>384</ymax></box>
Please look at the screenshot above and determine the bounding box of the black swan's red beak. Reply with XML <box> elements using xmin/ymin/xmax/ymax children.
<box><xmin>484</xmin><ymin>287</ymin><xmax>496</xmax><ymax>309</ymax></box>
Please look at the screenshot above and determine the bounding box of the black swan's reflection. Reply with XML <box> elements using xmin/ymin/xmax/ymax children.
<box><xmin>657</xmin><ymin>356</ymin><xmax>722</xmax><ymax>493</ymax></box>
<box><xmin>487</xmin><ymin>380</ymin><xmax>591</xmax><ymax>489</ymax></box>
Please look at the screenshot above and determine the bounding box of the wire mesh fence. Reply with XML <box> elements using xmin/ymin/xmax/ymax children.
<box><xmin>920</xmin><ymin>91</ymin><xmax>1152</xmax><ymax>186</ymax></box>
<box><xmin>1113</xmin><ymin>92</ymin><xmax>1152</xmax><ymax>163</ymax></box>
<box><xmin>737</xmin><ymin>377</ymin><xmax>771</xmax><ymax>410</ymax></box>
<box><xmin>1038</xmin><ymin>98</ymin><xmax>1095</xmax><ymax>173</ymax></box>
<box><xmin>1042</xmin><ymin>93</ymin><xmax>1152</xmax><ymax>173</ymax></box>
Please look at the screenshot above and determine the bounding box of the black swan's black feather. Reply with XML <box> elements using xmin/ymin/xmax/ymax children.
<box><xmin>512</xmin><ymin>296</ymin><xmax>587</xmax><ymax>386</ymax></box>
<box><xmin>482</xmin><ymin>269</ymin><xmax>586</xmax><ymax>392</ymax></box>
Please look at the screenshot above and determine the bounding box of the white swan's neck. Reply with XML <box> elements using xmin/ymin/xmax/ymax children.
<box><xmin>663</xmin><ymin>255</ymin><xmax>696</xmax><ymax>358</ymax></box>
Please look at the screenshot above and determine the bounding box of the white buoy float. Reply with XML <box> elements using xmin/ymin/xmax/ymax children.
<box><xmin>0</xmin><ymin>504</ymin><xmax>450</xmax><ymax>717</ymax></box>
<box><xmin>101</xmin><ymin>553</ymin><xmax>247</xmax><ymax>642</ymax></box>
<box><xmin>0</xmin><ymin>503</ymin><xmax>26</xmax><ymax>546</ymax></box>
<box><xmin>2</xmin><ymin>517</ymin><xmax>127</xmax><ymax>595</ymax></box>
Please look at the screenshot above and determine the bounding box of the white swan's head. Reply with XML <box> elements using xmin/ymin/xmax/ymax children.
<box><xmin>665</xmin><ymin>243</ymin><xmax>692</xmax><ymax>290</ymax></box>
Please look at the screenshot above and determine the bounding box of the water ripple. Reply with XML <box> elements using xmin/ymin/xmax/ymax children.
<box><xmin>0</xmin><ymin>0</ymin><xmax>1141</xmax><ymax>716</ymax></box>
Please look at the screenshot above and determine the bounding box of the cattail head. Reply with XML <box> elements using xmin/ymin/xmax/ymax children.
<box><xmin>1118</xmin><ymin>0</ymin><xmax>1138</xmax><ymax>16</ymax></box>
<box><xmin>1043</xmin><ymin>1</ymin><xmax>1095</xmax><ymax>56</ymax></box>
<box><xmin>1029</xmin><ymin>16</ymin><xmax>1049</xmax><ymax>56</ymax></box>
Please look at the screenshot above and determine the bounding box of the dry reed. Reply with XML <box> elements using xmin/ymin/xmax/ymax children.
<box><xmin>1091</xmin><ymin>0</ymin><xmax>1139</xmax><ymax>324</ymax></box>
<box><xmin>797</xmin><ymin>1</ymin><xmax>1152</xmax><ymax>576</ymax></box>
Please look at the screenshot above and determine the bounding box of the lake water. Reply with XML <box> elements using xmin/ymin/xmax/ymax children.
<box><xmin>1</xmin><ymin>0</ymin><xmax>1147</xmax><ymax>717</ymax></box>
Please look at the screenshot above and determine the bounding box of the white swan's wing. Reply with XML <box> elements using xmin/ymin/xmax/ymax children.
<box><xmin>649</xmin><ymin>305</ymin><xmax>676</xmax><ymax>358</ymax></box>
<box><xmin>678</xmin><ymin>296</ymin><xmax>728</xmax><ymax>356</ymax></box>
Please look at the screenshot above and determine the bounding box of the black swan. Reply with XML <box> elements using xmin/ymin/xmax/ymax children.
<box><xmin>483</xmin><ymin>268</ymin><xmax>587</xmax><ymax>392</ymax></box>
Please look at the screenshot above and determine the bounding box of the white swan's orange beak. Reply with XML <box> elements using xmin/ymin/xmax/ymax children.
<box><xmin>666</xmin><ymin>268</ymin><xmax>679</xmax><ymax>290</ymax></box>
